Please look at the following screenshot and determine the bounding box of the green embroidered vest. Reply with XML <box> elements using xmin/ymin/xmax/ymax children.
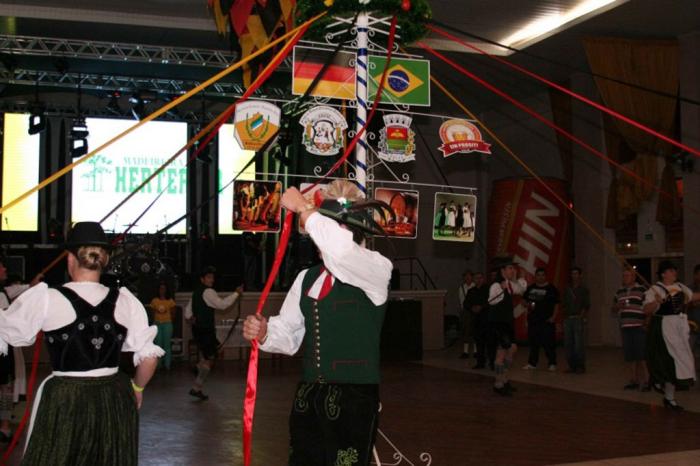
<box><xmin>192</xmin><ymin>286</ymin><xmax>216</xmax><ymax>329</ymax></box>
<box><xmin>300</xmin><ymin>265</ymin><xmax>386</xmax><ymax>384</ymax></box>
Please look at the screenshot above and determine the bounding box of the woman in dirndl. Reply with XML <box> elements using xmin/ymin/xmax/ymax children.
<box><xmin>643</xmin><ymin>260</ymin><xmax>699</xmax><ymax>411</ymax></box>
<box><xmin>0</xmin><ymin>222</ymin><xmax>163</xmax><ymax>465</ymax></box>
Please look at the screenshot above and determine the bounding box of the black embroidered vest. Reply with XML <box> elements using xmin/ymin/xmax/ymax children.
<box><xmin>44</xmin><ymin>286</ymin><xmax>127</xmax><ymax>372</ymax></box>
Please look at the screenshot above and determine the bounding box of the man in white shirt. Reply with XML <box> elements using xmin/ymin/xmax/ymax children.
<box><xmin>185</xmin><ymin>267</ymin><xmax>242</xmax><ymax>400</ymax></box>
<box><xmin>243</xmin><ymin>180</ymin><xmax>393</xmax><ymax>466</ymax></box>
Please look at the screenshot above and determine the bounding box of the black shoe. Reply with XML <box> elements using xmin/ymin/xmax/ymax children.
<box><xmin>640</xmin><ymin>384</ymin><xmax>651</xmax><ymax>392</ymax></box>
<box><xmin>0</xmin><ymin>431</ymin><xmax>12</xmax><ymax>443</ymax></box>
<box><xmin>651</xmin><ymin>383</ymin><xmax>664</xmax><ymax>394</ymax></box>
<box><xmin>663</xmin><ymin>398</ymin><xmax>684</xmax><ymax>411</ymax></box>
<box><xmin>493</xmin><ymin>385</ymin><xmax>512</xmax><ymax>397</ymax></box>
<box><xmin>472</xmin><ymin>363</ymin><xmax>486</xmax><ymax>369</ymax></box>
<box><xmin>459</xmin><ymin>353</ymin><xmax>469</xmax><ymax>359</ymax></box>
<box><xmin>505</xmin><ymin>382</ymin><xmax>517</xmax><ymax>393</ymax></box>
<box><xmin>624</xmin><ymin>382</ymin><xmax>640</xmax><ymax>390</ymax></box>
<box><xmin>189</xmin><ymin>389</ymin><xmax>209</xmax><ymax>401</ymax></box>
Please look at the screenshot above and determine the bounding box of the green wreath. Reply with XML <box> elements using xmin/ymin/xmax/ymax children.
<box><xmin>296</xmin><ymin>0</ymin><xmax>432</xmax><ymax>46</ymax></box>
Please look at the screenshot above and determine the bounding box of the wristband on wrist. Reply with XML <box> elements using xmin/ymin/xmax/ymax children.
<box><xmin>131</xmin><ymin>380</ymin><xmax>145</xmax><ymax>393</ymax></box>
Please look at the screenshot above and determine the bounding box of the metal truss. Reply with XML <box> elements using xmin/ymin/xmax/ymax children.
<box><xmin>0</xmin><ymin>34</ymin><xmax>292</xmax><ymax>95</ymax></box>
<box><xmin>0</xmin><ymin>34</ymin><xmax>240</xmax><ymax>69</ymax></box>
<box><xmin>0</xmin><ymin>68</ymin><xmax>291</xmax><ymax>100</ymax></box>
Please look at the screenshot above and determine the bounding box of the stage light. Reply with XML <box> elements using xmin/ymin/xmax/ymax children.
<box><xmin>28</xmin><ymin>106</ymin><xmax>46</xmax><ymax>135</ymax></box>
<box><xmin>28</xmin><ymin>78</ymin><xmax>46</xmax><ymax>135</ymax></box>
<box><xmin>130</xmin><ymin>95</ymin><xmax>145</xmax><ymax>120</ymax></box>
<box><xmin>106</xmin><ymin>92</ymin><xmax>122</xmax><ymax>115</ymax></box>
<box><xmin>70</xmin><ymin>117</ymin><xmax>89</xmax><ymax>158</ymax></box>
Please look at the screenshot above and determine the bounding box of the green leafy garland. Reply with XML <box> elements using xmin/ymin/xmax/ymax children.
<box><xmin>296</xmin><ymin>0</ymin><xmax>432</xmax><ymax>45</ymax></box>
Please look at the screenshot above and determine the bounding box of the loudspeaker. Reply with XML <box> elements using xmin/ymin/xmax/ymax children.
<box><xmin>381</xmin><ymin>299</ymin><xmax>422</xmax><ymax>361</ymax></box>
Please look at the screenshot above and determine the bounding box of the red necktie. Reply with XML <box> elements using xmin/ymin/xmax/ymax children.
<box><xmin>507</xmin><ymin>281</ymin><xmax>513</xmax><ymax>295</ymax></box>
<box><xmin>317</xmin><ymin>267</ymin><xmax>334</xmax><ymax>301</ymax></box>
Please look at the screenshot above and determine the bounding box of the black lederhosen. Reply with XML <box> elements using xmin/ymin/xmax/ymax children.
<box><xmin>289</xmin><ymin>382</ymin><xmax>379</xmax><ymax>466</ymax></box>
<box><xmin>192</xmin><ymin>327</ymin><xmax>219</xmax><ymax>360</ymax></box>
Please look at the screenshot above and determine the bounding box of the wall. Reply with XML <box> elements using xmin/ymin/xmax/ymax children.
<box><xmin>681</xmin><ymin>32</ymin><xmax>700</xmax><ymax>281</ymax></box>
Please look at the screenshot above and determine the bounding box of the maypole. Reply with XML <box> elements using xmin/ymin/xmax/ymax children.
<box><xmin>355</xmin><ymin>11</ymin><xmax>370</xmax><ymax>195</ymax></box>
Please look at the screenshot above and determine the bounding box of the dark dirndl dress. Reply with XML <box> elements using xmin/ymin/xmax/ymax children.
<box><xmin>646</xmin><ymin>288</ymin><xmax>692</xmax><ymax>389</ymax></box>
<box><xmin>22</xmin><ymin>286</ymin><xmax>137</xmax><ymax>466</ymax></box>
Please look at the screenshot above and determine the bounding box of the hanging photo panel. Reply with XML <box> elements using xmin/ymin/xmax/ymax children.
<box><xmin>432</xmin><ymin>192</ymin><xmax>477</xmax><ymax>242</ymax></box>
<box><xmin>374</xmin><ymin>188</ymin><xmax>419</xmax><ymax>239</ymax></box>
<box><xmin>298</xmin><ymin>182</ymin><xmax>329</xmax><ymax>234</ymax></box>
<box><xmin>233</xmin><ymin>180</ymin><xmax>282</xmax><ymax>233</ymax></box>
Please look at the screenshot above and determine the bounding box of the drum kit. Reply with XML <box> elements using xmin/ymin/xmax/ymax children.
<box><xmin>102</xmin><ymin>226</ymin><xmax>178</xmax><ymax>291</ymax></box>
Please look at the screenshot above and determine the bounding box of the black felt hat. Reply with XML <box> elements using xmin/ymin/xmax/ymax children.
<box><xmin>65</xmin><ymin>222</ymin><xmax>111</xmax><ymax>251</ymax></box>
<box><xmin>490</xmin><ymin>255</ymin><xmax>517</xmax><ymax>271</ymax></box>
<box><xmin>657</xmin><ymin>260</ymin><xmax>677</xmax><ymax>277</ymax></box>
<box><xmin>317</xmin><ymin>197</ymin><xmax>395</xmax><ymax>237</ymax></box>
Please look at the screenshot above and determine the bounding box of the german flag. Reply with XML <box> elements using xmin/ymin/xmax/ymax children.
<box><xmin>292</xmin><ymin>46</ymin><xmax>356</xmax><ymax>100</ymax></box>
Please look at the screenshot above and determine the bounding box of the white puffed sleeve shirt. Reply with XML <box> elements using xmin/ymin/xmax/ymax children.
<box><xmin>0</xmin><ymin>281</ymin><xmax>164</xmax><ymax>366</ymax></box>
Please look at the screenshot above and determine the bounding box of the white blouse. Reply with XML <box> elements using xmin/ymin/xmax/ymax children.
<box><xmin>0</xmin><ymin>281</ymin><xmax>164</xmax><ymax>366</ymax></box>
<box><xmin>259</xmin><ymin>212</ymin><xmax>393</xmax><ymax>356</ymax></box>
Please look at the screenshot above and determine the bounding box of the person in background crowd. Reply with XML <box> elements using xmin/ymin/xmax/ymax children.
<box><xmin>687</xmin><ymin>264</ymin><xmax>700</xmax><ymax>358</ymax></box>
<box><xmin>150</xmin><ymin>282</ymin><xmax>177</xmax><ymax>371</ymax></box>
<box><xmin>643</xmin><ymin>261</ymin><xmax>699</xmax><ymax>410</ymax></box>
<box><xmin>562</xmin><ymin>267</ymin><xmax>590</xmax><ymax>374</ymax></box>
<box><xmin>0</xmin><ymin>222</ymin><xmax>162</xmax><ymax>464</ymax></box>
<box><xmin>523</xmin><ymin>268</ymin><xmax>559</xmax><ymax>372</ymax></box>
<box><xmin>487</xmin><ymin>257</ymin><xmax>527</xmax><ymax>396</ymax></box>
<box><xmin>464</xmin><ymin>272</ymin><xmax>490</xmax><ymax>369</ymax></box>
<box><xmin>612</xmin><ymin>267</ymin><xmax>649</xmax><ymax>391</ymax></box>
<box><xmin>458</xmin><ymin>271</ymin><xmax>475</xmax><ymax>359</ymax></box>
<box><xmin>0</xmin><ymin>258</ymin><xmax>42</xmax><ymax>443</ymax></box>
<box><xmin>185</xmin><ymin>267</ymin><xmax>243</xmax><ymax>401</ymax></box>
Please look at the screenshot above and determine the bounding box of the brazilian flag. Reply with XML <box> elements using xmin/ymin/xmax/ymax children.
<box><xmin>368</xmin><ymin>57</ymin><xmax>431</xmax><ymax>107</ymax></box>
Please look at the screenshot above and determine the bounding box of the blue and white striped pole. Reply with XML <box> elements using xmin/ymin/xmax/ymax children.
<box><xmin>354</xmin><ymin>11</ymin><xmax>369</xmax><ymax>196</ymax></box>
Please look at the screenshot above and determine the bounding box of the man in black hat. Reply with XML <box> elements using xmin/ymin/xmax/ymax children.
<box><xmin>0</xmin><ymin>221</ymin><xmax>162</xmax><ymax>465</ymax></box>
<box><xmin>487</xmin><ymin>256</ymin><xmax>527</xmax><ymax>396</ymax></box>
<box><xmin>243</xmin><ymin>180</ymin><xmax>394</xmax><ymax>466</ymax></box>
<box><xmin>185</xmin><ymin>267</ymin><xmax>243</xmax><ymax>400</ymax></box>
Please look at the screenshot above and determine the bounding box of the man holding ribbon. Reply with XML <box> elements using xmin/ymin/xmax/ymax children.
<box><xmin>243</xmin><ymin>180</ymin><xmax>393</xmax><ymax>466</ymax></box>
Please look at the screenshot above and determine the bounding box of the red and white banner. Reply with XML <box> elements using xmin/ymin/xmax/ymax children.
<box><xmin>488</xmin><ymin>178</ymin><xmax>571</xmax><ymax>341</ymax></box>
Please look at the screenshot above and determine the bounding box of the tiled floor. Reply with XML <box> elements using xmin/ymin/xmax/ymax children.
<box><xmin>3</xmin><ymin>346</ymin><xmax>699</xmax><ymax>465</ymax></box>
<box><xmin>422</xmin><ymin>345</ymin><xmax>700</xmax><ymax>413</ymax></box>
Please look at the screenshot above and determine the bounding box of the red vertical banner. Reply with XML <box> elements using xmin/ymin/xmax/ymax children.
<box><xmin>488</xmin><ymin>178</ymin><xmax>571</xmax><ymax>341</ymax></box>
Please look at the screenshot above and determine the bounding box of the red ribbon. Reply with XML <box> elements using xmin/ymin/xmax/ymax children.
<box><xmin>426</xmin><ymin>24</ymin><xmax>700</xmax><ymax>161</ymax></box>
<box><xmin>418</xmin><ymin>41</ymin><xmax>686</xmax><ymax>211</ymax></box>
<box><xmin>242</xmin><ymin>15</ymin><xmax>399</xmax><ymax>466</ymax></box>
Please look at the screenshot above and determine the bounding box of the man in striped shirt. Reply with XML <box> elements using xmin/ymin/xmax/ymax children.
<box><xmin>612</xmin><ymin>268</ymin><xmax>649</xmax><ymax>391</ymax></box>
